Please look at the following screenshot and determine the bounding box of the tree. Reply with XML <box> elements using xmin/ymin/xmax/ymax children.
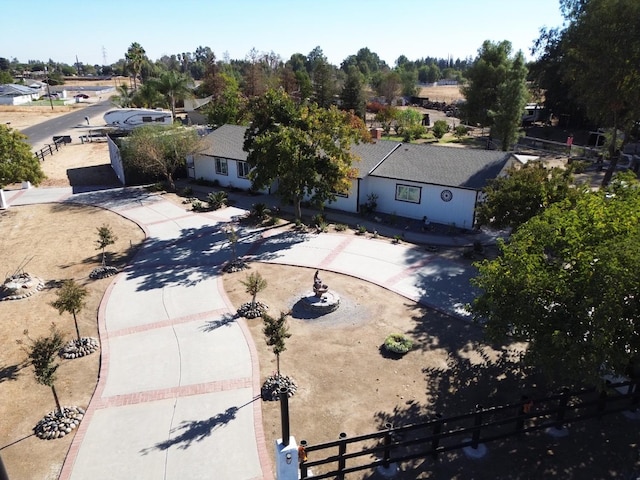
<box><xmin>244</xmin><ymin>89</ymin><xmax>370</xmax><ymax>220</ymax></box>
<box><xmin>431</xmin><ymin>119</ymin><xmax>449</xmax><ymax>139</ymax></box>
<box><xmin>125</xmin><ymin>42</ymin><xmax>146</xmax><ymax>90</ymax></box>
<box><xmin>241</xmin><ymin>271</ymin><xmax>267</xmax><ymax>308</ymax></box>
<box><xmin>95</xmin><ymin>224</ymin><xmax>117</xmax><ymax>267</ymax></box>
<box><xmin>0</xmin><ymin>124</ymin><xmax>45</xmax><ymax>188</ymax></box>
<box><xmin>472</xmin><ymin>173</ymin><xmax>640</xmax><ymax>385</ymax></box>
<box><xmin>151</xmin><ymin>70</ymin><xmax>192</xmax><ymax>119</ymax></box>
<box><xmin>376</xmin><ymin>71</ymin><xmax>401</xmax><ymax>105</ymax></box>
<box><xmin>312</xmin><ymin>60</ymin><xmax>336</xmax><ymax>108</ymax></box>
<box><xmin>112</xmin><ymin>84</ymin><xmax>134</xmax><ymax>108</ymax></box>
<box><xmin>560</xmin><ymin>0</ymin><xmax>640</xmax><ymax>184</ymax></box>
<box><xmin>19</xmin><ymin>324</ymin><xmax>65</xmax><ymax>415</ymax></box>
<box><xmin>262</xmin><ymin>311</ymin><xmax>291</xmax><ymax>376</ymax></box>
<box><xmin>489</xmin><ymin>50</ymin><xmax>528</xmax><ymax>151</ymax></box>
<box><xmin>476</xmin><ymin>163</ymin><xmax>577</xmax><ymax>231</ymax></box>
<box><xmin>375</xmin><ymin>105</ymin><xmax>398</xmax><ymax>136</ymax></box>
<box><xmin>0</xmin><ymin>70</ymin><xmax>13</xmax><ymax>84</ymax></box>
<box><xmin>396</xmin><ymin>108</ymin><xmax>425</xmax><ymax>141</ymax></box>
<box><xmin>122</xmin><ymin>124</ymin><xmax>202</xmax><ymax>191</ymax></box>
<box><xmin>461</xmin><ymin>40</ymin><xmax>528</xmax><ymax>138</ymax></box>
<box><xmin>340</xmin><ymin>65</ymin><xmax>366</xmax><ymax>119</ymax></box>
<box><xmin>51</xmin><ymin>279</ymin><xmax>87</xmax><ymax>343</ymax></box>
<box><xmin>202</xmin><ymin>72</ymin><xmax>248</xmax><ymax>126</ymax></box>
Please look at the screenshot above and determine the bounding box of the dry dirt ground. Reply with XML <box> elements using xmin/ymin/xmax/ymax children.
<box><xmin>1</xmin><ymin>88</ymin><xmax>639</xmax><ymax>480</ymax></box>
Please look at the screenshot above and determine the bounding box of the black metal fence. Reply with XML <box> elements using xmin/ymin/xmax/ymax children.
<box><xmin>299</xmin><ymin>380</ymin><xmax>639</xmax><ymax>479</ymax></box>
<box><xmin>34</xmin><ymin>136</ymin><xmax>71</xmax><ymax>161</ymax></box>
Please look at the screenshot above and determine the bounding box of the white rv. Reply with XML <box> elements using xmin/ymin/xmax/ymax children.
<box><xmin>103</xmin><ymin>108</ymin><xmax>173</xmax><ymax>130</ymax></box>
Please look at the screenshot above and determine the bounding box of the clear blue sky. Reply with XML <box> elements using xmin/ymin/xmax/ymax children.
<box><xmin>3</xmin><ymin>0</ymin><xmax>565</xmax><ymax>67</ymax></box>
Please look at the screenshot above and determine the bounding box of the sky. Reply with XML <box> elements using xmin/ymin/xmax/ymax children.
<box><xmin>3</xmin><ymin>0</ymin><xmax>566</xmax><ymax>67</ymax></box>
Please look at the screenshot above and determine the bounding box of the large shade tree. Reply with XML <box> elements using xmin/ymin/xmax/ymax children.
<box><xmin>462</xmin><ymin>40</ymin><xmax>529</xmax><ymax>150</ymax></box>
<box><xmin>0</xmin><ymin>124</ymin><xmax>45</xmax><ymax>188</ymax></box>
<box><xmin>476</xmin><ymin>163</ymin><xmax>577</xmax><ymax>231</ymax></box>
<box><xmin>244</xmin><ymin>89</ymin><xmax>370</xmax><ymax>219</ymax></box>
<box><xmin>472</xmin><ymin>172</ymin><xmax>640</xmax><ymax>386</ymax></box>
<box><xmin>560</xmin><ymin>0</ymin><xmax>640</xmax><ymax>184</ymax></box>
<box><xmin>122</xmin><ymin>124</ymin><xmax>202</xmax><ymax>191</ymax></box>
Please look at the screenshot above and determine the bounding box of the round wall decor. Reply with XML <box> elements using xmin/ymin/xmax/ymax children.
<box><xmin>441</xmin><ymin>189</ymin><xmax>453</xmax><ymax>202</ymax></box>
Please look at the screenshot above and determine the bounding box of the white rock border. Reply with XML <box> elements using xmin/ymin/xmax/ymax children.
<box><xmin>89</xmin><ymin>266</ymin><xmax>119</xmax><ymax>279</ymax></box>
<box><xmin>60</xmin><ymin>337</ymin><xmax>100</xmax><ymax>359</ymax></box>
<box><xmin>0</xmin><ymin>275</ymin><xmax>45</xmax><ymax>301</ymax></box>
<box><xmin>34</xmin><ymin>406</ymin><xmax>85</xmax><ymax>440</ymax></box>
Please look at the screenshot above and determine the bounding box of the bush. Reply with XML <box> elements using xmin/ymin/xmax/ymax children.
<box><xmin>207</xmin><ymin>191</ymin><xmax>228</xmax><ymax>210</ymax></box>
<box><xmin>454</xmin><ymin>125</ymin><xmax>469</xmax><ymax>139</ymax></box>
<box><xmin>180</xmin><ymin>186</ymin><xmax>193</xmax><ymax>196</ymax></box>
<box><xmin>383</xmin><ymin>333</ymin><xmax>413</xmax><ymax>354</ymax></box>
<box><xmin>334</xmin><ymin>223</ymin><xmax>348</xmax><ymax>232</ymax></box>
<box><xmin>432</xmin><ymin>120</ymin><xmax>450</xmax><ymax>139</ymax></box>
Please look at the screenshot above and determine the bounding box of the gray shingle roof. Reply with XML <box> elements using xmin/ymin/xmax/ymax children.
<box><xmin>201</xmin><ymin>125</ymin><xmax>511</xmax><ymax>190</ymax></box>
<box><xmin>370</xmin><ymin>142</ymin><xmax>512</xmax><ymax>189</ymax></box>
<box><xmin>202</xmin><ymin>124</ymin><xmax>249</xmax><ymax>160</ymax></box>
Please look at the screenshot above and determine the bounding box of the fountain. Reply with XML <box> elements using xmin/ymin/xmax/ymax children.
<box><xmin>300</xmin><ymin>270</ymin><xmax>340</xmax><ymax>314</ymax></box>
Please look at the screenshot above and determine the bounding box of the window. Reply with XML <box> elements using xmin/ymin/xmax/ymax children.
<box><xmin>237</xmin><ymin>161</ymin><xmax>251</xmax><ymax>178</ymax></box>
<box><xmin>395</xmin><ymin>184</ymin><xmax>421</xmax><ymax>203</ymax></box>
<box><xmin>142</xmin><ymin>116</ymin><xmax>152</xmax><ymax>123</ymax></box>
<box><xmin>215</xmin><ymin>157</ymin><xmax>228</xmax><ymax>175</ymax></box>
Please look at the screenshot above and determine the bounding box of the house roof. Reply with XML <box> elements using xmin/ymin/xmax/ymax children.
<box><xmin>202</xmin><ymin>124</ymin><xmax>512</xmax><ymax>190</ymax></box>
<box><xmin>370</xmin><ymin>142</ymin><xmax>513</xmax><ymax>189</ymax></box>
<box><xmin>202</xmin><ymin>124</ymin><xmax>249</xmax><ymax>161</ymax></box>
<box><xmin>0</xmin><ymin>84</ymin><xmax>36</xmax><ymax>97</ymax></box>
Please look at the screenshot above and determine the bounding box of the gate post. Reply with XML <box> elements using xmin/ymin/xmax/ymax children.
<box><xmin>337</xmin><ymin>432</ymin><xmax>347</xmax><ymax>480</ymax></box>
<box><xmin>546</xmin><ymin>388</ymin><xmax>570</xmax><ymax>437</ymax></box>
<box><xmin>376</xmin><ymin>423</ymin><xmax>399</xmax><ymax>477</ymax></box>
<box><xmin>463</xmin><ymin>405</ymin><xmax>487</xmax><ymax>459</ymax></box>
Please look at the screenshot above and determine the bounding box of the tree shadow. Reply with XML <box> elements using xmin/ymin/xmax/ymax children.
<box><xmin>140</xmin><ymin>395</ymin><xmax>260</xmax><ymax>453</ymax></box>
<box><xmin>199</xmin><ymin>313</ymin><xmax>237</xmax><ymax>332</ymax></box>
<box><xmin>0</xmin><ymin>361</ymin><xmax>26</xmax><ymax>383</ymax></box>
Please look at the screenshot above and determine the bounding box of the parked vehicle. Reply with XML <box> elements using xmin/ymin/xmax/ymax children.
<box><xmin>103</xmin><ymin>108</ymin><xmax>173</xmax><ymax>130</ymax></box>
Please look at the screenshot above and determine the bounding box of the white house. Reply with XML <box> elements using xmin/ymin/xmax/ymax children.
<box><xmin>0</xmin><ymin>84</ymin><xmax>40</xmax><ymax>105</ymax></box>
<box><xmin>192</xmin><ymin>125</ymin><xmax>521</xmax><ymax>228</ymax></box>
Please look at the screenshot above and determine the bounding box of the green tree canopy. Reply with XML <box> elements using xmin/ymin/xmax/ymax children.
<box><xmin>472</xmin><ymin>173</ymin><xmax>640</xmax><ymax>385</ymax></box>
<box><xmin>476</xmin><ymin>163</ymin><xmax>577</xmax><ymax>231</ymax></box>
<box><xmin>0</xmin><ymin>125</ymin><xmax>45</xmax><ymax>188</ymax></box>
<box><xmin>125</xmin><ymin>42</ymin><xmax>146</xmax><ymax>90</ymax></box>
<box><xmin>122</xmin><ymin>124</ymin><xmax>202</xmax><ymax>190</ymax></box>
<box><xmin>150</xmin><ymin>70</ymin><xmax>192</xmax><ymax>119</ymax></box>
<box><xmin>51</xmin><ymin>279</ymin><xmax>87</xmax><ymax>343</ymax></box>
<box><xmin>340</xmin><ymin>65</ymin><xmax>366</xmax><ymax>119</ymax></box>
<box><xmin>244</xmin><ymin>89</ymin><xmax>370</xmax><ymax>219</ymax></box>
<box><xmin>462</xmin><ymin>40</ymin><xmax>529</xmax><ymax>144</ymax></box>
<box><xmin>262</xmin><ymin>311</ymin><xmax>291</xmax><ymax>375</ymax></box>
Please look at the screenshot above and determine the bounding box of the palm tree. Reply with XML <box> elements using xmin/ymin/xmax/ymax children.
<box><xmin>133</xmin><ymin>81</ymin><xmax>164</xmax><ymax>109</ymax></box>
<box><xmin>112</xmin><ymin>84</ymin><xmax>134</xmax><ymax>108</ymax></box>
<box><xmin>125</xmin><ymin>42</ymin><xmax>146</xmax><ymax>90</ymax></box>
<box><xmin>151</xmin><ymin>70</ymin><xmax>192</xmax><ymax>119</ymax></box>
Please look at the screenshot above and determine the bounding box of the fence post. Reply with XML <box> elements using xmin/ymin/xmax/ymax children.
<box><xmin>471</xmin><ymin>404</ymin><xmax>483</xmax><ymax>449</ymax></box>
<box><xmin>337</xmin><ymin>432</ymin><xmax>347</xmax><ymax>480</ymax></box>
<box><xmin>430</xmin><ymin>414</ymin><xmax>443</xmax><ymax>459</ymax></box>
<box><xmin>546</xmin><ymin>388</ymin><xmax>570</xmax><ymax>437</ymax></box>
<box><xmin>299</xmin><ymin>440</ymin><xmax>308</xmax><ymax>479</ymax></box>
<box><xmin>48</xmin><ymin>145</ymin><xmax>53</xmax><ymax>157</ymax></box>
<box><xmin>516</xmin><ymin>395</ymin><xmax>533</xmax><ymax>434</ymax></box>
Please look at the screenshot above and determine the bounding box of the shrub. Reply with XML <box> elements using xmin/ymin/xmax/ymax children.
<box><xmin>356</xmin><ymin>224</ymin><xmax>367</xmax><ymax>235</ymax></box>
<box><xmin>207</xmin><ymin>191</ymin><xmax>228</xmax><ymax>210</ymax></box>
<box><xmin>334</xmin><ymin>223</ymin><xmax>348</xmax><ymax>232</ymax></box>
<box><xmin>191</xmin><ymin>200</ymin><xmax>204</xmax><ymax>212</ymax></box>
<box><xmin>432</xmin><ymin>120</ymin><xmax>450</xmax><ymax>139</ymax></box>
<box><xmin>180</xmin><ymin>186</ymin><xmax>193</xmax><ymax>196</ymax></box>
<box><xmin>251</xmin><ymin>202</ymin><xmax>271</xmax><ymax>220</ymax></box>
<box><xmin>383</xmin><ymin>334</ymin><xmax>413</xmax><ymax>355</ymax></box>
<box><xmin>454</xmin><ymin>125</ymin><xmax>469</xmax><ymax>139</ymax></box>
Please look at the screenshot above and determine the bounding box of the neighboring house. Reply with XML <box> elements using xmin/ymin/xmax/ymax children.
<box><xmin>0</xmin><ymin>84</ymin><xmax>40</xmax><ymax>105</ymax></box>
<box><xmin>183</xmin><ymin>96</ymin><xmax>213</xmax><ymax>125</ymax></box>
<box><xmin>192</xmin><ymin>124</ymin><xmax>522</xmax><ymax>228</ymax></box>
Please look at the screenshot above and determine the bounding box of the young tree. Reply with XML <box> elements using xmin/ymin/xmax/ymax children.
<box><xmin>396</xmin><ymin>108</ymin><xmax>425</xmax><ymax>141</ymax></box>
<box><xmin>122</xmin><ymin>124</ymin><xmax>202</xmax><ymax>191</ymax></box>
<box><xmin>472</xmin><ymin>173</ymin><xmax>640</xmax><ymax>386</ymax></box>
<box><xmin>262</xmin><ymin>311</ymin><xmax>291</xmax><ymax>376</ymax></box>
<box><xmin>431</xmin><ymin>119</ymin><xmax>449</xmax><ymax>140</ymax></box>
<box><xmin>125</xmin><ymin>42</ymin><xmax>146</xmax><ymax>90</ymax></box>
<box><xmin>0</xmin><ymin>124</ymin><xmax>45</xmax><ymax>188</ymax></box>
<box><xmin>476</xmin><ymin>163</ymin><xmax>577</xmax><ymax>231</ymax></box>
<box><xmin>95</xmin><ymin>224</ymin><xmax>117</xmax><ymax>267</ymax></box>
<box><xmin>240</xmin><ymin>271</ymin><xmax>267</xmax><ymax>308</ymax></box>
<box><xmin>244</xmin><ymin>89</ymin><xmax>370</xmax><ymax>220</ymax></box>
<box><xmin>51</xmin><ymin>279</ymin><xmax>87</xmax><ymax>343</ymax></box>
<box><xmin>20</xmin><ymin>324</ymin><xmax>65</xmax><ymax>415</ymax></box>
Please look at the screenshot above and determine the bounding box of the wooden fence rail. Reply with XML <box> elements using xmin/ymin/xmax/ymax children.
<box><xmin>299</xmin><ymin>380</ymin><xmax>639</xmax><ymax>479</ymax></box>
<box><xmin>34</xmin><ymin>136</ymin><xmax>70</xmax><ymax>161</ymax></box>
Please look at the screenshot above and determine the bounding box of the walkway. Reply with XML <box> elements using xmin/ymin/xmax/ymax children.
<box><xmin>5</xmin><ymin>186</ymin><xmax>484</xmax><ymax>480</ymax></box>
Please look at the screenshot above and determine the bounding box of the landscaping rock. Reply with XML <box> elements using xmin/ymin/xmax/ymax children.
<box><xmin>261</xmin><ymin>374</ymin><xmax>297</xmax><ymax>401</ymax></box>
<box><xmin>237</xmin><ymin>301</ymin><xmax>268</xmax><ymax>319</ymax></box>
<box><xmin>60</xmin><ymin>337</ymin><xmax>99</xmax><ymax>359</ymax></box>
<box><xmin>34</xmin><ymin>406</ymin><xmax>85</xmax><ymax>440</ymax></box>
<box><xmin>89</xmin><ymin>265</ymin><xmax>119</xmax><ymax>279</ymax></box>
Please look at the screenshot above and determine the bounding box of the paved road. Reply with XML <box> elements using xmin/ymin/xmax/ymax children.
<box><xmin>20</xmin><ymin>99</ymin><xmax>114</xmax><ymax>150</ymax></box>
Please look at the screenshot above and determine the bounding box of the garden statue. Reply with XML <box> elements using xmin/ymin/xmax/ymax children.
<box><xmin>313</xmin><ymin>270</ymin><xmax>329</xmax><ymax>297</ymax></box>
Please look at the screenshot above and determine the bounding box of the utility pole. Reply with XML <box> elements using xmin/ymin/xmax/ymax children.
<box><xmin>44</xmin><ymin>67</ymin><xmax>53</xmax><ymax>111</ymax></box>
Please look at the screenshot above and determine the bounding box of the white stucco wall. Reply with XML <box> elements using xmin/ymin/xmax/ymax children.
<box><xmin>364</xmin><ymin>176</ymin><xmax>477</xmax><ymax>229</ymax></box>
<box><xmin>193</xmin><ymin>155</ymin><xmax>253</xmax><ymax>190</ymax></box>
<box><xmin>324</xmin><ymin>178</ymin><xmax>359</xmax><ymax>213</ymax></box>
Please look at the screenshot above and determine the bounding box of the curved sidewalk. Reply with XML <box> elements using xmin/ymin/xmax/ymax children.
<box><xmin>7</xmin><ymin>186</ymin><xmax>479</xmax><ymax>480</ymax></box>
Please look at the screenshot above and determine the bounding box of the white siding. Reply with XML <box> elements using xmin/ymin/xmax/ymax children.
<box><xmin>364</xmin><ymin>176</ymin><xmax>477</xmax><ymax>229</ymax></box>
<box><xmin>193</xmin><ymin>155</ymin><xmax>270</xmax><ymax>193</ymax></box>
<box><xmin>324</xmin><ymin>178</ymin><xmax>359</xmax><ymax>213</ymax></box>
